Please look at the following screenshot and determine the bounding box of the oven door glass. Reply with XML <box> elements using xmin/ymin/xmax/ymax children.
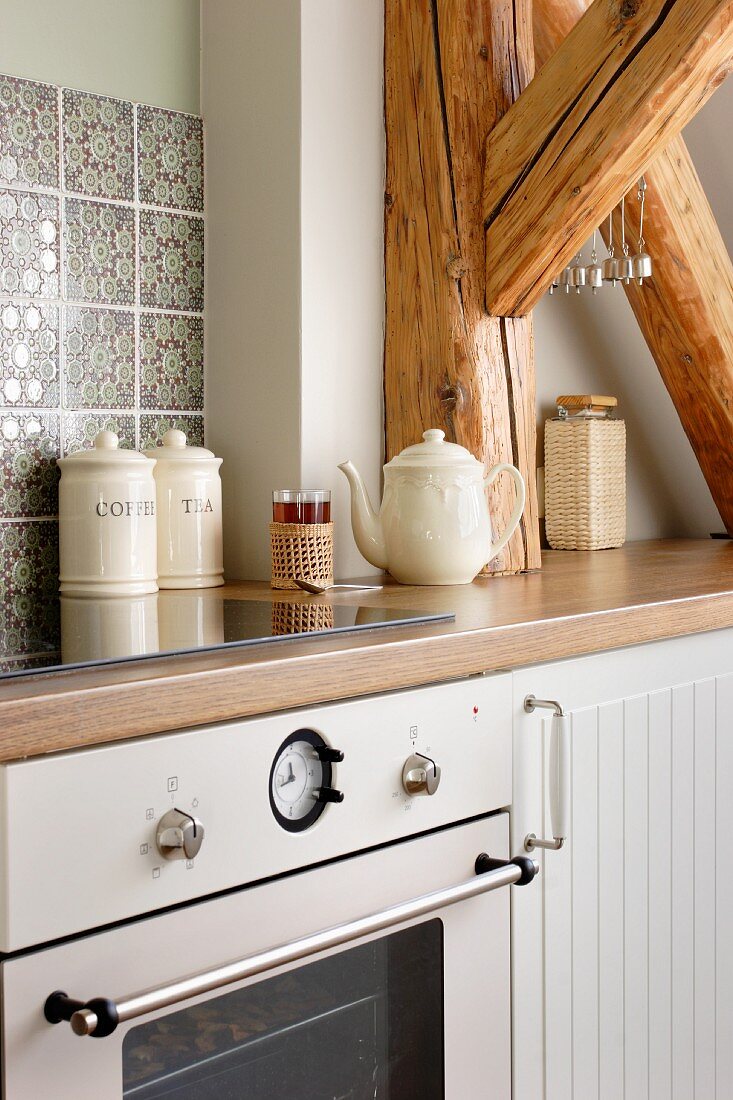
<box><xmin>122</xmin><ymin>920</ymin><xmax>443</xmax><ymax>1099</ymax></box>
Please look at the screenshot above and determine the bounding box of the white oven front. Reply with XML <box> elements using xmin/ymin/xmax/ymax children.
<box><xmin>2</xmin><ymin>812</ymin><xmax>519</xmax><ymax>1099</ymax></box>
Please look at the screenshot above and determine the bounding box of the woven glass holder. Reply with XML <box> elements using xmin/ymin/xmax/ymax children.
<box><xmin>269</xmin><ymin>522</ymin><xmax>334</xmax><ymax>590</ymax></box>
<box><xmin>544</xmin><ymin>418</ymin><xmax>626</xmax><ymax>550</ymax></box>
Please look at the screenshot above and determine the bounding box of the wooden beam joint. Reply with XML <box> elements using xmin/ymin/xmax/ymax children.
<box><xmin>484</xmin><ymin>0</ymin><xmax>733</xmax><ymax>316</ymax></box>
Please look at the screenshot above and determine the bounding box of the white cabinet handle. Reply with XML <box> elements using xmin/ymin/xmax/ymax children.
<box><xmin>523</xmin><ymin>695</ymin><xmax>569</xmax><ymax>853</ymax></box>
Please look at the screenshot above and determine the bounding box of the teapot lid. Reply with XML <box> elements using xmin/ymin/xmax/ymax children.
<box><xmin>143</xmin><ymin>428</ymin><xmax>218</xmax><ymax>462</ymax></box>
<box><xmin>386</xmin><ymin>429</ymin><xmax>483</xmax><ymax>469</ymax></box>
<box><xmin>58</xmin><ymin>430</ymin><xmax>153</xmax><ymax>467</ymax></box>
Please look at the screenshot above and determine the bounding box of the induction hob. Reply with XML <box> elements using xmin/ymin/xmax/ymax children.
<box><xmin>0</xmin><ymin>594</ymin><xmax>455</xmax><ymax>679</ymax></box>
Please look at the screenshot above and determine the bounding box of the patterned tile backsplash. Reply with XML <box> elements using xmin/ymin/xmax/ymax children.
<box><xmin>0</xmin><ymin>74</ymin><xmax>205</xmax><ymax>663</ymax></box>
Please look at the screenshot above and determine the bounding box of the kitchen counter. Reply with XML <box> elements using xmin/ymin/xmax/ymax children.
<box><xmin>1</xmin><ymin>539</ymin><xmax>732</xmax><ymax>762</ymax></box>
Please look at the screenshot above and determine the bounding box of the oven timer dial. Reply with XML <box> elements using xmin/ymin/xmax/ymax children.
<box><xmin>269</xmin><ymin>729</ymin><xmax>344</xmax><ymax>832</ymax></box>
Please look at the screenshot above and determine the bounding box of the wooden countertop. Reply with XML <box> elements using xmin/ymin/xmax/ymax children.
<box><xmin>1</xmin><ymin>539</ymin><xmax>732</xmax><ymax>763</ymax></box>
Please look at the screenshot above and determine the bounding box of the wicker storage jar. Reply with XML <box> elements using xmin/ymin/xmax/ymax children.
<box><xmin>270</xmin><ymin>522</ymin><xmax>334</xmax><ymax>590</ymax></box>
<box><xmin>544</xmin><ymin>395</ymin><xmax>626</xmax><ymax>551</ymax></box>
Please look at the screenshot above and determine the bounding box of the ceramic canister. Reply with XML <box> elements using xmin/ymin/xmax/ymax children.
<box><xmin>58</xmin><ymin>430</ymin><xmax>158</xmax><ymax>597</ymax></box>
<box><xmin>144</xmin><ymin>429</ymin><xmax>224</xmax><ymax>589</ymax></box>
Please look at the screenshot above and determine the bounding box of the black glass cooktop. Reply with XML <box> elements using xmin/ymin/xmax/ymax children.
<box><xmin>0</xmin><ymin>595</ymin><xmax>454</xmax><ymax>679</ymax></box>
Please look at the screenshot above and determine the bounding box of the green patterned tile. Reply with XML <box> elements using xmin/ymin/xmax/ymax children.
<box><xmin>0</xmin><ymin>75</ymin><xmax>59</xmax><ymax>190</ymax></box>
<box><xmin>137</xmin><ymin>105</ymin><xmax>203</xmax><ymax>212</ymax></box>
<box><xmin>0</xmin><ymin>411</ymin><xmax>59</xmax><ymax>517</ymax></box>
<box><xmin>139</xmin><ymin>210</ymin><xmax>203</xmax><ymax>312</ymax></box>
<box><xmin>140</xmin><ymin>413</ymin><xmax>203</xmax><ymax>451</ymax></box>
<box><xmin>0</xmin><ymin>301</ymin><xmax>59</xmax><ymax>407</ymax></box>
<box><xmin>62</xmin><ymin>88</ymin><xmax>134</xmax><ymax>201</ymax></box>
<box><xmin>63</xmin><ymin>412</ymin><xmax>135</xmax><ymax>454</ymax></box>
<box><xmin>0</xmin><ymin>520</ymin><xmax>59</xmax><ymax>659</ymax></box>
<box><xmin>0</xmin><ymin>189</ymin><xmax>59</xmax><ymax>297</ymax></box>
<box><xmin>140</xmin><ymin>313</ymin><xmax>203</xmax><ymax>410</ymax></box>
<box><xmin>64</xmin><ymin>197</ymin><xmax>135</xmax><ymax>305</ymax></box>
<box><xmin>64</xmin><ymin>307</ymin><xmax>135</xmax><ymax>409</ymax></box>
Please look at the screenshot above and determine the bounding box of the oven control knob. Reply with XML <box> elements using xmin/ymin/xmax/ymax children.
<box><xmin>402</xmin><ymin>753</ymin><xmax>441</xmax><ymax>796</ymax></box>
<box><xmin>156</xmin><ymin>808</ymin><xmax>204</xmax><ymax>861</ymax></box>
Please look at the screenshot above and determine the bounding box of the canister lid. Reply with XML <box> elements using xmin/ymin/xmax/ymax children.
<box><xmin>144</xmin><ymin>428</ymin><xmax>218</xmax><ymax>462</ymax></box>
<box><xmin>58</xmin><ymin>430</ymin><xmax>154</xmax><ymax>467</ymax></box>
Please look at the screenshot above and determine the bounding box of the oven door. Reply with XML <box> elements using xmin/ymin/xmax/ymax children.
<box><xmin>2</xmin><ymin>813</ymin><xmax>518</xmax><ymax>1099</ymax></box>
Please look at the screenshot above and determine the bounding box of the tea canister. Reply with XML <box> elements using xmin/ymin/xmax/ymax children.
<box><xmin>58</xmin><ymin>430</ymin><xmax>158</xmax><ymax>597</ymax></box>
<box><xmin>144</xmin><ymin>429</ymin><xmax>224</xmax><ymax>589</ymax></box>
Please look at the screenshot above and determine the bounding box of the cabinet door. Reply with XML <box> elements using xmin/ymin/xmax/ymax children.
<box><xmin>512</xmin><ymin>630</ymin><xmax>733</xmax><ymax>1100</ymax></box>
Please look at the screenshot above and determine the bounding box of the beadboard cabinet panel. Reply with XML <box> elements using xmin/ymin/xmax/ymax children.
<box><xmin>512</xmin><ymin>630</ymin><xmax>733</xmax><ymax>1100</ymax></box>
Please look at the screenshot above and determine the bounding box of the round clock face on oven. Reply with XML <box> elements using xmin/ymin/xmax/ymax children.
<box><xmin>269</xmin><ymin>729</ymin><xmax>335</xmax><ymax>832</ymax></box>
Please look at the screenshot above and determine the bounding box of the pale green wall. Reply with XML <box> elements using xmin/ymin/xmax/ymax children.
<box><xmin>0</xmin><ymin>0</ymin><xmax>200</xmax><ymax>113</ymax></box>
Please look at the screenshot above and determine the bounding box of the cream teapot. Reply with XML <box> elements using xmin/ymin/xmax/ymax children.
<box><xmin>339</xmin><ymin>429</ymin><xmax>525</xmax><ymax>585</ymax></box>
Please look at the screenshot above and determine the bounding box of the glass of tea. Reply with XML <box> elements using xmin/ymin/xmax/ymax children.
<box><xmin>272</xmin><ymin>490</ymin><xmax>331</xmax><ymax>524</ymax></box>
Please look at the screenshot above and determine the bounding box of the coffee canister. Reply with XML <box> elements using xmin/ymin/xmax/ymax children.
<box><xmin>58</xmin><ymin>430</ymin><xmax>158</xmax><ymax>597</ymax></box>
<box><xmin>144</xmin><ymin>429</ymin><xmax>224</xmax><ymax>589</ymax></box>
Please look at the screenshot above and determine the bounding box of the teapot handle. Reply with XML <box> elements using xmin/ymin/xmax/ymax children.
<box><xmin>483</xmin><ymin>464</ymin><xmax>526</xmax><ymax>562</ymax></box>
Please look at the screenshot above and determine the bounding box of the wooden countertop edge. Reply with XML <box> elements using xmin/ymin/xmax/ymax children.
<box><xmin>1</xmin><ymin>587</ymin><xmax>730</xmax><ymax>763</ymax></box>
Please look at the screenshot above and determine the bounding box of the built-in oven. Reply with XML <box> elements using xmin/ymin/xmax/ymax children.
<box><xmin>0</xmin><ymin>674</ymin><xmax>536</xmax><ymax>1098</ymax></box>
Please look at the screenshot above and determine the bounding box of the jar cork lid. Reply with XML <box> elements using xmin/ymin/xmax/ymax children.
<box><xmin>556</xmin><ymin>395</ymin><xmax>618</xmax><ymax>418</ymax></box>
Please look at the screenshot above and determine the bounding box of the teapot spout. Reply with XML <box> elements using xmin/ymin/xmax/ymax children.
<box><xmin>338</xmin><ymin>461</ymin><xmax>388</xmax><ymax>570</ymax></box>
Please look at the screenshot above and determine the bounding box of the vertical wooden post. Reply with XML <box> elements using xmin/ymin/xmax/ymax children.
<box><xmin>384</xmin><ymin>0</ymin><xmax>540</xmax><ymax>574</ymax></box>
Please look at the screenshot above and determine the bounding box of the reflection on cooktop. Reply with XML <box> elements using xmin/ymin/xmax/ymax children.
<box><xmin>0</xmin><ymin>595</ymin><xmax>454</xmax><ymax>679</ymax></box>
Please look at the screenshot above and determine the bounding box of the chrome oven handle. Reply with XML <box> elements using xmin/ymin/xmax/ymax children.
<box><xmin>44</xmin><ymin>851</ymin><xmax>538</xmax><ymax>1038</ymax></box>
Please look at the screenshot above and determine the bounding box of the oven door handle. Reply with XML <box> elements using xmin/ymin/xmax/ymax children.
<box><xmin>44</xmin><ymin>851</ymin><xmax>538</xmax><ymax>1039</ymax></box>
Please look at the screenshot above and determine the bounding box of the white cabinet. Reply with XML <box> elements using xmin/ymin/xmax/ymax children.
<box><xmin>512</xmin><ymin>629</ymin><xmax>733</xmax><ymax>1100</ymax></box>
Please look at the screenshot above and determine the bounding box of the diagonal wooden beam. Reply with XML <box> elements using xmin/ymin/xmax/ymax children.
<box><xmin>483</xmin><ymin>0</ymin><xmax>733</xmax><ymax>316</ymax></box>
<box><xmin>536</xmin><ymin>0</ymin><xmax>733</xmax><ymax>534</ymax></box>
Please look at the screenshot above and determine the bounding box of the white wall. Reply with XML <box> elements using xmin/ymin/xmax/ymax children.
<box><xmin>0</xmin><ymin>0</ymin><xmax>200</xmax><ymax>113</ymax></box>
<box><xmin>202</xmin><ymin>1</ymin><xmax>302</xmax><ymax>582</ymax></box>
<box><xmin>300</xmin><ymin>1</ymin><xmax>384</xmax><ymax>575</ymax></box>
<box><xmin>203</xmin><ymin>0</ymin><xmax>384</xmax><ymax>580</ymax></box>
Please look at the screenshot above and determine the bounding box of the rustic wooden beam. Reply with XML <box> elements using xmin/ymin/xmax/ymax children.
<box><xmin>483</xmin><ymin>0</ymin><xmax>733</xmax><ymax>316</ymax></box>
<box><xmin>384</xmin><ymin>0</ymin><xmax>540</xmax><ymax>574</ymax></box>
<box><xmin>536</xmin><ymin>0</ymin><xmax>733</xmax><ymax>533</ymax></box>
